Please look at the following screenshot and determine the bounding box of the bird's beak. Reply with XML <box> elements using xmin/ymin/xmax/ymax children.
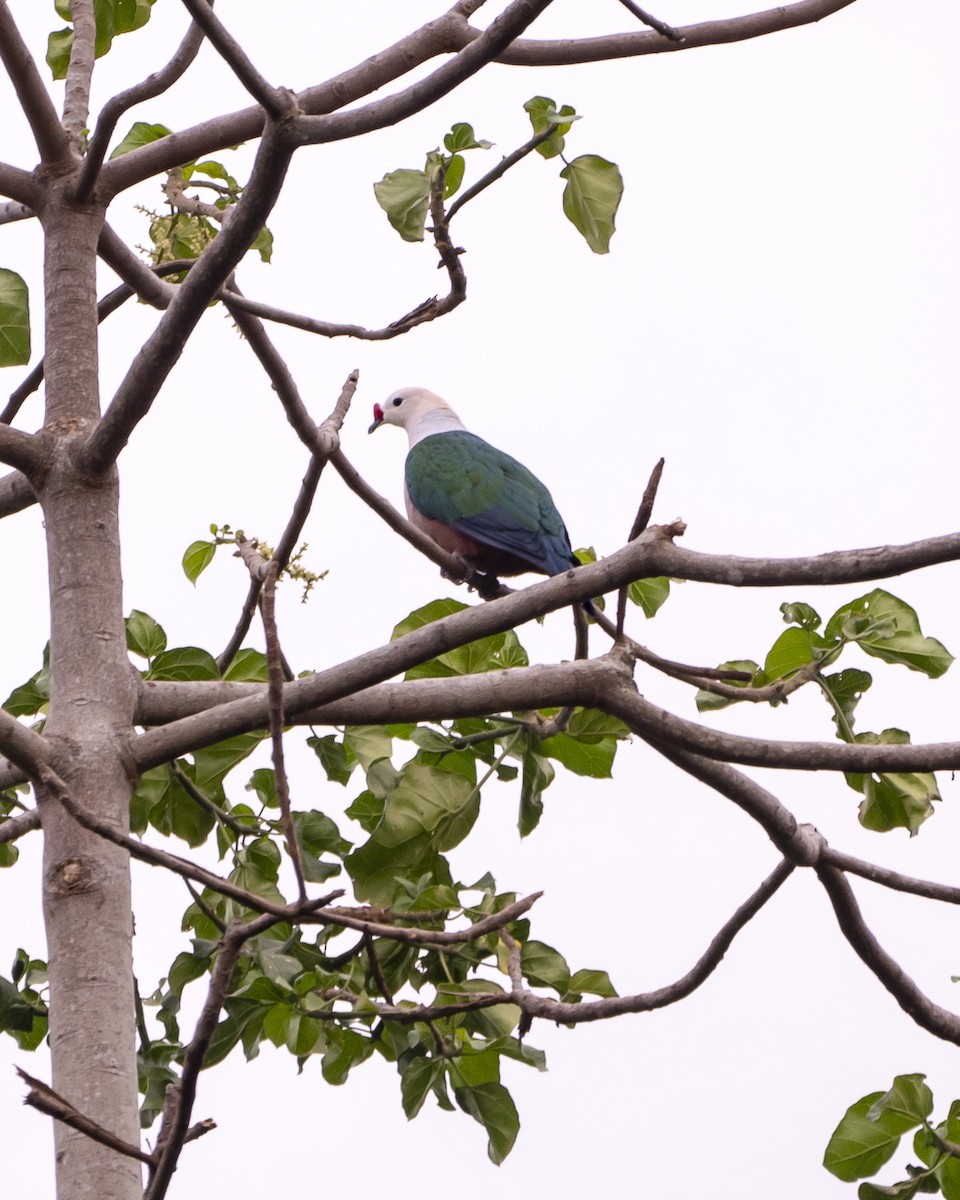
<box><xmin>368</xmin><ymin>403</ymin><xmax>384</xmax><ymax>434</ymax></box>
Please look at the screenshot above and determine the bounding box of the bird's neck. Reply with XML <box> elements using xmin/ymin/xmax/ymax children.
<box><xmin>405</xmin><ymin>408</ymin><xmax>466</xmax><ymax>447</ymax></box>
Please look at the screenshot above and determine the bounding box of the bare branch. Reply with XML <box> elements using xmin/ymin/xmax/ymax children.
<box><xmin>0</xmin><ymin>708</ymin><xmax>52</xmax><ymax>784</ymax></box>
<box><xmin>0</xmin><ymin>2</ymin><xmax>71</xmax><ymax>163</ymax></box>
<box><xmin>0</xmin><ymin>163</ymin><xmax>41</xmax><ymax>209</ymax></box>
<box><xmin>18</xmin><ymin>1068</ymin><xmax>152</xmax><ymax>1166</ymax></box>
<box><xmin>145</xmin><ymin>915</ymin><xmax>265</xmax><ymax>1200</ymax></box>
<box><xmin>177</xmin><ymin>0</ymin><xmax>287</xmax><ymax>117</ymax></box>
<box><xmin>815</xmin><ymin>864</ymin><xmax>960</xmax><ymax>1046</ymax></box>
<box><xmin>0</xmin><ymin>808</ymin><xmax>41</xmax><ymax>845</ymax></box>
<box><xmin>615</xmin><ymin>456</ymin><xmax>665</xmax><ymax>636</ymax></box>
<box><xmin>0</xmin><ymin>423</ymin><xmax>41</xmax><ymax>476</ymax></box>
<box><xmin>81</xmin><ymin>115</ymin><xmax>299</xmax><ymax>473</ymax></box>
<box><xmin>75</xmin><ymin>15</ymin><xmax>208</xmax><ymax>201</ymax></box>
<box><xmin>291</xmin><ymin>0</ymin><xmax>557</xmax><ymax>148</ymax></box>
<box><xmin>215</xmin><ymin>365</ymin><xmax>358</xmax><ymax>669</ymax></box>
<box><xmin>62</xmin><ymin>0</ymin><xmax>97</xmax><ymax>147</ymax></box>
<box><xmin>97</xmin><ymin>0</ymin><xmax>855</xmax><ymax>197</ymax></box>
<box><xmin>615</xmin><ymin>0</ymin><xmax>682</xmax><ymax>42</ymax></box>
<box><xmin>821</xmin><ymin>848</ymin><xmax>960</xmax><ymax>907</ymax></box>
<box><xmin>606</xmin><ymin>683</ymin><xmax>960</xmax><ymax>775</ymax></box>
<box><xmin>0</xmin><ymin>470</ymin><xmax>37</xmax><ymax>518</ymax></box>
<box><xmin>0</xmin><ymin>199</ymin><xmax>34</xmax><ymax>225</ymax></box>
<box><xmin>468</xmin><ymin>0</ymin><xmax>858</xmax><ymax>65</ymax></box>
<box><xmin>219</xmin><ymin>183</ymin><xmax>467</xmax><ymax>343</ymax></box>
<box><xmin>502</xmin><ymin>857</ymin><xmax>795</xmax><ymax>1023</ymax></box>
<box><xmin>261</xmin><ymin>562</ymin><xmax>306</xmax><ymax>900</ymax></box>
<box><xmin>331</xmin><ymin>449</ymin><xmax>504</xmax><ymax>598</ymax></box>
<box><xmin>446</xmin><ymin>125</ymin><xmax>561</xmax><ymax>221</ymax></box>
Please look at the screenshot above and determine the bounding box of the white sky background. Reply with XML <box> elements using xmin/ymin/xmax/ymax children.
<box><xmin>1</xmin><ymin>1</ymin><xmax>959</xmax><ymax>1196</ymax></box>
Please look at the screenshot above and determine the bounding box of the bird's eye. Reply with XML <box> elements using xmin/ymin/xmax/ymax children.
<box><xmin>392</xmin><ymin>397</ymin><xmax>403</xmax><ymax>407</ymax></box>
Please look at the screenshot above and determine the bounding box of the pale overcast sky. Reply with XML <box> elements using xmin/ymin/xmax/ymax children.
<box><xmin>2</xmin><ymin>3</ymin><xmax>959</xmax><ymax>1197</ymax></box>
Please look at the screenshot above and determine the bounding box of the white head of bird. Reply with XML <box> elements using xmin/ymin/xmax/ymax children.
<box><xmin>368</xmin><ymin>386</ymin><xmax>466</xmax><ymax>446</ymax></box>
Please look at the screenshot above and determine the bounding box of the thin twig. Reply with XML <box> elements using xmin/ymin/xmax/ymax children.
<box><xmin>75</xmin><ymin>14</ymin><xmax>209</xmax><ymax>200</ymax></box>
<box><xmin>177</xmin><ymin>0</ymin><xmax>287</xmax><ymax>117</ymax></box>
<box><xmin>363</xmin><ymin>932</ymin><xmax>395</xmax><ymax>1005</ymax></box>
<box><xmin>815</xmin><ymin>864</ymin><xmax>960</xmax><ymax>1046</ymax></box>
<box><xmin>215</xmin><ymin>368</ymin><xmax>357</xmax><ymax>670</ymax></box>
<box><xmin>262</xmin><ymin>561</ymin><xmax>307</xmax><ymax>900</ymax></box>
<box><xmin>616</xmin><ymin>457</ymin><xmax>664</xmax><ymax>637</ymax></box>
<box><xmin>446</xmin><ymin>124</ymin><xmax>560</xmax><ymax>221</ymax></box>
<box><xmin>18</xmin><ymin>1068</ymin><xmax>153</xmax><ymax>1166</ymax></box>
<box><xmin>615</xmin><ymin>0</ymin><xmax>684</xmax><ymax>42</ymax></box>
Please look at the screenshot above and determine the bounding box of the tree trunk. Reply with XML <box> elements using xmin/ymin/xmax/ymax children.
<box><xmin>38</xmin><ymin>189</ymin><xmax>142</xmax><ymax>1200</ymax></box>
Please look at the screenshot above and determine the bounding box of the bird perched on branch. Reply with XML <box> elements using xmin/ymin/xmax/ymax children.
<box><xmin>368</xmin><ymin>386</ymin><xmax>588</xmax><ymax>589</ymax></box>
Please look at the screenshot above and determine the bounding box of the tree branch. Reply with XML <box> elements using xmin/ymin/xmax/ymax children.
<box><xmin>331</xmin><ymin>449</ymin><xmax>505</xmax><ymax>598</ymax></box>
<box><xmin>216</xmin><ymin>370</ymin><xmax>358</xmax><ymax>671</ymax></box>
<box><xmin>177</xmin><ymin>0</ymin><xmax>286</xmax><ymax>117</ymax></box>
<box><xmin>81</xmin><ymin>114</ymin><xmax>299</xmax><ymax>473</ymax></box>
<box><xmin>815</xmin><ymin>864</ymin><xmax>960</xmax><ymax>1046</ymax></box>
<box><xmin>463</xmin><ymin>0</ymin><xmax>858</xmax><ymax>65</ymax></box>
<box><xmin>219</xmin><ymin>179</ymin><xmax>466</xmax><ymax>343</ymax></box>
<box><xmin>61</xmin><ymin>0</ymin><xmax>97</xmax><ymax>147</ymax></box>
<box><xmin>18</xmin><ymin>1068</ymin><xmax>152</xmax><ymax>1166</ymax></box>
<box><xmin>0</xmin><ymin>469</ymin><xmax>37</xmax><ymax>518</ymax></box>
<box><xmin>96</xmin><ymin>0</ymin><xmax>855</xmax><ymax>197</ymax></box>
<box><xmin>97</xmin><ymin>3</ymin><xmax>472</xmax><ymax>196</ymax></box>
<box><xmin>291</xmin><ymin>0</ymin><xmax>558</xmax><ymax>148</ymax></box>
<box><xmin>0</xmin><ymin>808</ymin><xmax>41</xmax><ymax>845</ymax></box>
<box><xmin>0</xmin><ymin>1</ymin><xmax>71</xmax><ymax>163</ymax></box>
<box><xmin>75</xmin><ymin>16</ymin><xmax>209</xmax><ymax>201</ymax></box>
<box><xmin>501</xmin><ymin>857</ymin><xmax>795</xmax><ymax>1023</ymax></box>
<box><xmin>0</xmin><ymin>423</ymin><xmax>43</xmax><ymax>479</ymax></box>
<box><xmin>0</xmin><ymin>163</ymin><xmax>42</xmax><ymax>209</ymax></box>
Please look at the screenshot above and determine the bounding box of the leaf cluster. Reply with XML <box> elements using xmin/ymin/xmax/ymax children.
<box><xmin>696</xmin><ymin>589</ymin><xmax>952</xmax><ymax>835</ymax></box>
<box><xmin>825</xmin><ymin>1075</ymin><xmax>960</xmax><ymax>1199</ymax></box>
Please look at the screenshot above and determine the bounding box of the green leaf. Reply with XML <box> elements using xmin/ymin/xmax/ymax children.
<box><xmin>523</xmin><ymin>96</ymin><xmax>578</xmax><ymax>159</ymax></box>
<box><xmin>568</xmin><ymin>968</ymin><xmax>618</xmax><ymax>998</ymax></box>
<box><xmin>780</xmin><ymin>601</ymin><xmax>822</xmax><ymax>630</ymax></box>
<box><xmin>540</xmin><ymin>708</ymin><xmax>630</xmax><ymax>779</ymax></box>
<box><xmin>453</xmin><ymin>1080</ymin><xmax>520</xmax><ymax>1165</ymax></box>
<box><xmin>223</xmin><ymin>648</ymin><xmax>269</xmax><ymax>682</ymax></box>
<box><xmin>307</xmin><ymin>735</ymin><xmax>356</xmax><ymax>785</ymax></box>
<box><xmin>695</xmin><ymin>660</ymin><xmax>760</xmax><ymax>713</ymax></box>
<box><xmin>393</xmin><ymin>599</ymin><xmax>529</xmax><ymax>679</ymax></box>
<box><xmin>401</xmin><ymin>1055</ymin><xmax>443</xmax><ymax>1120</ymax></box>
<box><xmin>628</xmin><ymin>576</ymin><xmax>671</xmax><ymax>618</ymax></box>
<box><xmin>825</xmin><ymin>590</ymin><xmax>954</xmax><ymax>678</ymax></box>
<box><xmin>48</xmin><ymin>0</ymin><xmax>156</xmax><ymax>80</ymax></box>
<box><xmin>0</xmin><ymin>269</ymin><xmax>30</xmax><ymax>367</ymax></box>
<box><xmin>109</xmin><ymin>121</ymin><xmax>172</xmax><ymax>159</ymax></box>
<box><xmin>763</xmin><ymin>625</ymin><xmax>817</xmax><ymax>680</ymax></box>
<box><xmin>521</xmin><ymin>940</ymin><xmax>570</xmax><ymax>992</ymax></box>
<box><xmin>443</xmin><ymin>153</ymin><xmax>465</xmax><ymax>198</ymax></box>
<box><xmin>373</xmin><ymin>169</ymin><xmax>431</xmax><ymax>242</ymax></box>
<box><xmin>3</xmin><ymin>668</ymin><xmax>49</xmax><ymax>717</ymax></box>
<box><xmin>823</xmin><ymin>668</ymin><xmax>872</xmax><ymax>737</ymax></box>
<box><xmin>867</xmin><ymin>1075</ymin><xmax>933</xmax><ymax>1126</ymax></box>
<box><xmin>346</xmin><ymin>763</ymin><xmax>478</xmax><ymax>905</ymax></box>
<box><xmin>444</xmin><ymin>123</ymin><xmax>493</xmax><ymax>153</ymax></box>
<box><xmin>250</xmin><ymin>226</ymin><xmax>274</xmax><ymax>263</ymax></box>
<box><xmin>125</xmin><ymin>609</ymin><xmax>167</xmax><ymax>659</ymax></box>
<box><xmin>846</xmin><ymin>730</ymin><xmax>939</xmax><ymax>835</ymax></box>
<box><xmin>147</xmin><ymin>647</ymin><xmax>219</xmax><ymax>681</ymax></box>
<box><xmin>182</xmin><ymin>540</ymin><xmax>217</xmax><ymax>584</ymax></box>
<box><xmin>518</xmin><ymin>741</ymin><xmax>553</xmax><ymax>837</ymax></box>
<box><xmin>824</xmin><ymin>1090</ymin><xmax>916</xmax><ymax>1181</ymax></box>
<box><xmin>560</xmin><ymin>155</ymin><xmax>623</xmax><ymax>254</ymax></box>
<box><xmin>858</xmin><ymin>1180</ymin><xmax>924</xmax><ymax>1199</ymax></box>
